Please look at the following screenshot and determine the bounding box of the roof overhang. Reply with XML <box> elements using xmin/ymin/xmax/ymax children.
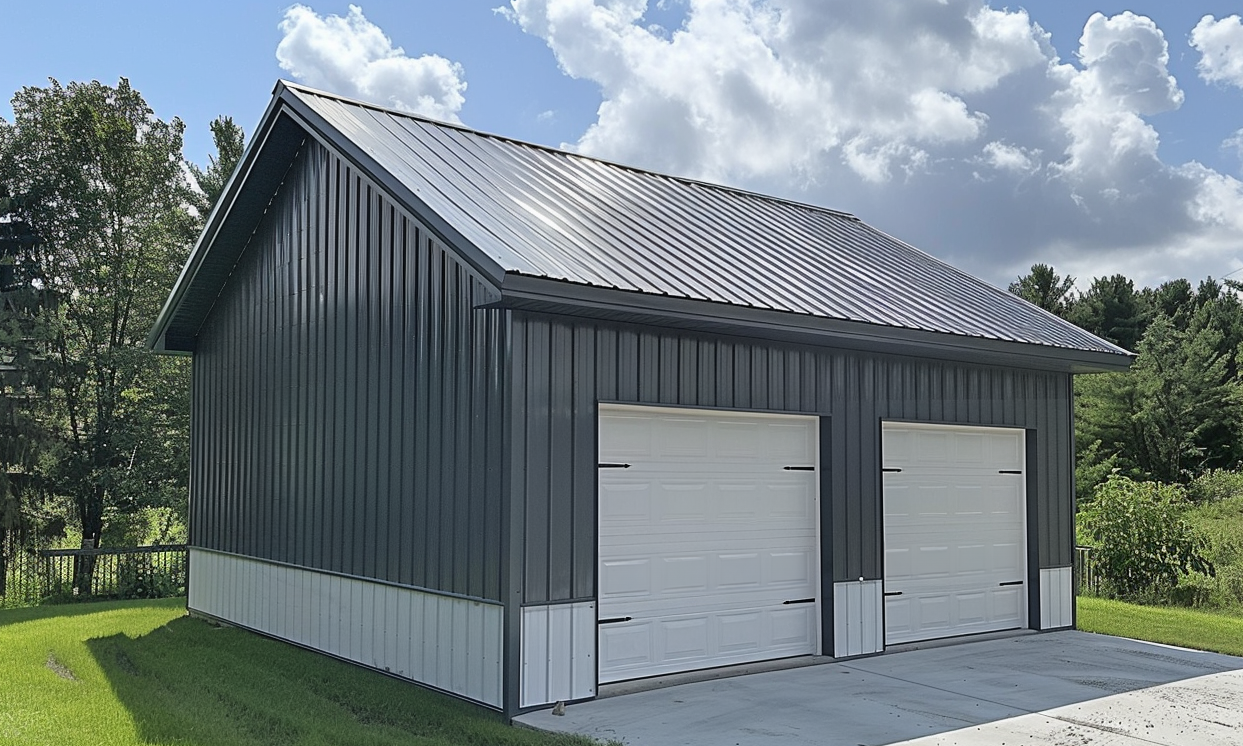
<box><xmin>496</xmin><ymin>274</ymin><xmax>1135</xmax><ymax>374</ymax></box>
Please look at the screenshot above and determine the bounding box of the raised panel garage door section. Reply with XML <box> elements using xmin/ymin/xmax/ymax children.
<box><xmin>597</xmin><ymin>405</ymin><xmax>819</xmax><ymax>684</ymax></box>
<box><xmin>882</xmin><ymin>423</ymin><xmax>1026</xmax><ymax>645</ymax></box>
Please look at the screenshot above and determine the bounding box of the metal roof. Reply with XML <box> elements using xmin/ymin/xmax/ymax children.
<box><xmin>150</xmin><ymin>81</ymin><xmax>1132</xmax><ymax>368</ymax></box>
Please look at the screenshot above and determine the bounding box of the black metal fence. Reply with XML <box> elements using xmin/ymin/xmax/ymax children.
<box><xmin>0</xmin><ymin>544</ymin><xmax>187</xmax><ymax>608</ymax></box>
<box><xmin>1074</xmin><ymin>545</ymin><xmax>1100</xmax><ymax>596</ymax></box>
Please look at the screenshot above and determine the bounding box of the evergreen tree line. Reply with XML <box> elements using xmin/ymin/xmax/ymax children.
<box><xmin>0</xmin><ymin>79</ymin><xmax>242</xmax><ymax>578</ymax></box>
<box><xmin>1009</xmin><ymin>264</ymin><xmax>1243</xmax><ymax>496</ymax></box>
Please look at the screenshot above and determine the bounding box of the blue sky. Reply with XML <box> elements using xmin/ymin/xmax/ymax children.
<box><xmin>6</xmin><ymin>1</ymin><xmax>1243</xmax><ymax>290</ymax></box>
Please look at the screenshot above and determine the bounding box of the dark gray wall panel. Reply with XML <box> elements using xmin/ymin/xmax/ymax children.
<box><xmin>192</xmin><ymin>139</ymin><xmax>506</xmax><ymax>600</ymax></box>
<box><xmin>512</xmin><ymin>312</ymin><xmax>1075</xmax><ymax>605</ymax></box>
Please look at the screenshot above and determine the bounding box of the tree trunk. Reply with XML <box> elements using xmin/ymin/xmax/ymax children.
<box><xmin>73</xmin><ymin>487</ymin><xmax>104</xmax><ymax>596</ymax></box>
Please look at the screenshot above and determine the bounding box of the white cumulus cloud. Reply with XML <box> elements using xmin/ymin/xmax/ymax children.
<box><xmin>277</xmin><ymin>4</ymin><xmax>467</xmax><ymax>122</ymax></box>
<box><xmin>1192</xmin><ymin>15</ymin><xmax>1243</xmax><ymax>89</ymax></box>
<box><xmin>502</xmin><ymin>0</ymin><xmax>1243</xmax><ymax>288</ymax></box>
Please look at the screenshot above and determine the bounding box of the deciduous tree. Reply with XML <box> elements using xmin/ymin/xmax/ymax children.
<box><xmin>0</xmin><ymin>79</ymin><xmax>191</xmax><ymax>570</ymax></box>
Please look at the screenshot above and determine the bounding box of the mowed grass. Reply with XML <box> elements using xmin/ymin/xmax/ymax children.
<box><xmin>0</xmin><ymin>599</ymin><xmax>606</xmax><ymax>746</ymax></box>
<box><xmin>1077</xmin><ymin>596</ymin><xmax>1243</xmax><ymax>657</ymax></box>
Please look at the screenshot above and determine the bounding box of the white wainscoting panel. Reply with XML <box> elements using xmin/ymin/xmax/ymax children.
<box><xmin>1040</xmin><ymin>566</ymin><xmax>1074</xmax><ymax>630</ymax></box>
<box><xmin>520</xmin><ymin>601</ymin><xmax>596</xmax><ymax>707</ymax></box>
<box><xmin>189</xmin><ymin>548</ymin><xmax>504</xmax><ymax>708</ymax></box>
<box><xmin>833</xmin><ymin>579</ymin><xmax>884</xmax><ymax>657</ymax></box>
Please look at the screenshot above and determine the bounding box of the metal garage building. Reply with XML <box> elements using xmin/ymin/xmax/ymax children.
<box><xmin>149</xmin><ymin>81</ymin><xmax>1133</xmax><ymax>718</ymax></box>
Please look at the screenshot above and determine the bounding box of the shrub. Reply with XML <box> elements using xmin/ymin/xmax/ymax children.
<box><xmin>1077</xmin><ymin>474</ymin><xmax>1214</xmax><ymax>599</ymax></box>
<box><xmin>116</xmin><ymin>553</ymin><xmax>185</xmax><ymax>599</ymax></box>
<box><xmin>1188</xmin><ymin>469</ymin><xmax>1243</xmax><ymax>504</ymax></box>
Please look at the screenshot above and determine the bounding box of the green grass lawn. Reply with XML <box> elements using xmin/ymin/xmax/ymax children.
<box><xmin>1077</xmin><ymin>595</ymin><xmax>1243</xmax><ymax>657</ymax></box>
<box><xmin>0</xmin><ymin>599</ymin><xmax>605</xmax><ymax>746</ymax></box>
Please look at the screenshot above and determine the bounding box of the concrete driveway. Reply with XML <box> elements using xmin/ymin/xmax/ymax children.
<box><xmin>516</xmin><ymin>631</ymin><xmax>1243</xmax><ymax>745</ymax></box>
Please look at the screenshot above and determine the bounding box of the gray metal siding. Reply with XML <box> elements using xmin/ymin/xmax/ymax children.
<box><xmin>511</xmin><ymin>312</ymin><xmax>1074</xmax><ymax>605</ymax></box>
<box><xmin>192</xmin><ymin>138</ymin><xmax>506</xmax><ymax>600</ymax></box>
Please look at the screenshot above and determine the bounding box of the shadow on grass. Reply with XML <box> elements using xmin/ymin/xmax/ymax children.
<box><xmin>87</xmin><ymin>616</ymin><xmax>597</xmax><ymax>746</ymax></box>
<box><xmin>0</xmin><ymin>597</ymin><xmax>185</xmax><ymax>628</ymax></box>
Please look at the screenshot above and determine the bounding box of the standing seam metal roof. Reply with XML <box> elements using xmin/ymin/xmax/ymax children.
<box><xmin>168</xmin><ymin>82</ymin><xmax>1129</xmax><ymax>360</ymax></box>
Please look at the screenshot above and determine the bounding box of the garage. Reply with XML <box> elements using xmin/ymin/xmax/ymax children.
<box><xmin>596</xmin><ymin>405</ymin><xmax>820</xmax><ymax>683</ymax></box>
<box><xmin>882</xmin><ymin>423</ymin><xmax>1027</xmax><ymax>645</ymax></box>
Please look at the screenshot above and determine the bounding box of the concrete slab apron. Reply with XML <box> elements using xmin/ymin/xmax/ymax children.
<box><xmin>515</xmin><ymin>631</ymin><xmax>1243</xmax><ymax>746</ymax></box>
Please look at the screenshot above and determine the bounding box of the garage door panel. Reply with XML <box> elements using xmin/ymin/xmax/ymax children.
<box><xmin>600</xmin><ymin>558</ymin><xmax>651</xmax><ymax>598</ymax></box>
<box><xmin>599</xmin><ymin>406</ymin><xmax>818</xmax><ymax>683</ymax></box>
<box><xmin>599</xmin><ymin>624</ymin><xmax>651</xmax><ymax>669</ymax></box>
<box><xmin>600</xmin><ymin>546</ymin><xmax>817</xmax><ymax>604</ymax></box>
<box><xmin>598</xmin><ymin>604</ymin><xmax>817</xmax><ymax>683</ymax></box>
<box><xmin>601</xmin><ymin>475</ymin><xmax>814</xmax><ymax>519</ymax></box>
<box><xmin>883</xmin><ymin>423</ymin><xmax>1027</xmax><ymax>645</ymax></box>
<box><xmin>993</xmin><ymin>587</ymin><xmax>1024</xmax><ymax>622</ymax></box>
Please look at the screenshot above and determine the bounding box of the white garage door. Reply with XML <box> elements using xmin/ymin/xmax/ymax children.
<box><xmin>882</xmin><ymin>423</ymin><xmax>1027</xmax><ymax>645</ymax></box>
<box><xmin>597</xmin><ymin>405</ymin><xmax>819</xmax><ymax>684</ymax></box>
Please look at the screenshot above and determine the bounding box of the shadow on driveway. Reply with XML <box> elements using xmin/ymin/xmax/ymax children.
<box><xmin>517</xmin><ymin>631</ymin><xmax>1243</xmax><ymax>745</ymax></box>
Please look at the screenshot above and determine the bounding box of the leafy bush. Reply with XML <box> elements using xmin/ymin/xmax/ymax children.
<box><xmin>1188</xmin><ymin>469</ymin><xmax>1243</xmax><ymax>504</ymax></box>
<box><xmin>116</xmin><ymin>553</ymin><xmax>185</xmax><ymax>599</ymax></box>
<box><xmin>1077</xmin><ymin>474</ymin><xmax>1214</xmax><ymax>600</ymax></box>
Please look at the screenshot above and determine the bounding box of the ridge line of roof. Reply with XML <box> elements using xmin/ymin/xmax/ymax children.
<box><xmin>277</xmin><ymin>80</ymin><xmax>861</xmax><ymax>222</ymax></box>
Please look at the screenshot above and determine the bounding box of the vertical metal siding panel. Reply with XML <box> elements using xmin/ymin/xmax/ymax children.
<box><xmin>638</xmin><ymin>331</ymin><xmax>660</xmax><ymax>402</ymax></box>
<box><xmin>437</xmin><ymin>251</ymin><xmax>457</xmax><ymax>591</ymax></box>
<box><xmin>484</xmin><ymin>307</ymin><xmax>506</xmax><ymax>602</ymax></box>
<box><xmin>617</xmin><ymin>329</ymin><xmax>639</xmax><ymax>401</ymax></box>
<box><xmin>753</xmin><ymin>346</ymin><xmax>771</xmax><ymax>410</ymax></box>
<box><xmin>400</xmin><ymin>219</ymin><xmax>420</xmax><ymax>587</ymax></box>
<box><xmin>859</xmin><ymin>356</ymin><xmax>880</xmax><ymax>579</ymax></box>
<box><xmin>1032</xmin><ymin>374</ymin><xmax>1051</xmax><ymax>569</ymax></box>
<box><xmin>524</xmin><ymin>319</ymin><xmax>552</xmax><ymax>604</ymax></box>
<box><xmin>680</xmin><ymin>338</ymin><xmax>699</xmax><ymax>404</ymax></box>
<box><xmin>426</xmin><ymin>241</ymin><xmax>445</xmax><ymax>588</ymax></box>
<box><xmin>351</xmin><ymin>175</ymin><xmax>370</xmax><ymax>577</ymax></box>
<box><xmin>594</xmin><ymin>326</ymin><xmax>618</xmax><ymax>402</ymax></box>
<box><xmin>548</xmin><ymin>320</ymin><xmax>575</xmax><ymax>601</ymax></box>
<box><xmin>385</xmin><ymin>205</ymin><xmax>404</xmax><ymax>584</ymax></box>
<box><xmin>572</xmin><ymin>324</ymin><xmax>597</xmax><ymax>601</ymax></box>
<box><xmin>733</xmin><ymin>344</ymin><xmax>752</xmax><ymax>409</ymax></box>
<box><xmin>716</xmin><ymin>340</ymin><xmax>734</xmax><ymax>407</ymax></box>
<box><xmin>484</xmin><ymin>601</ymin><xmax>504</xmax><ymax>705</ymax></box>
<box><xmin>658</xmin><ymin>336</ymin><xmax>679</xmax><ymax>403</ymax></box>
<box><xmin>368</xmin><ymin>189</ymin><xmax>388</xmax><ymax>582</ymax></box>
<box><xmin>453</xmin><ymin>265</ymin><xmax>472</xmax><ymax>594</ymax></box>
<box><xmin>521</xmin><ymin>606</ymin><xmax>549</xmax><ymax>706</ymax></box>
<box><xmin>331</xmin><ymin>157</ymin><xmax>349</xmax><ymax>573</ymax></box>
<box><xmin>844</xmin><ymin>356</ymin><xmax>862</xmax><ymax>580</ymax></box>
<box><xmin>468</xmin><ymin>280</ymin><xmax>487</xmax><ymax>599</ymax></box>
<box><xmin>696</xmin><ymin>338</ymin><xmax>716</xmax><ymax>408</ymax></box>
<box><xmin>1058</xmin><ymin>373</ymin><xmax>1074</xmax><ymax>567</ymax></box>
<box><xmin>831</xmin><ymin>354</ymin><xmax>849</xmax><ymax>582</ymax></box>
<box><xmin>412</xmin><ymin>233</ymin><xmax>431</xmax><ymax>588</ymax></box>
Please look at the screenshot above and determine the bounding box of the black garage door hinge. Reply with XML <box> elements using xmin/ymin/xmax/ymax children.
<box><xmin>782</xmin><ymin>598</ymin><xmax>816</xmax><ymax>605</ymax></box>
<box><xmin>597</xmin><ymin>616</ymin><xmax>632</xmax><ymax>625</ymax></box>
<box><xmin>882</xmin><ymin>468</ymin><xmax>902</xmax><ymax>473</ymax></box>
<box><xmin>598</xmin><ymin>463</ymin><xmax>631</xmax><ymax>469</ymax></box>
<box><xmin>999</xmin><ymin>580</ymin><xmax>1024</xmax><ymax>587</ymax></box>
<box><xmin>883</xmin><ymin>591</ymin><xmax>903</xmax><ymax>597</ymax></box>
<box><xmin>783</xmin><ymin>466</ymin><xmax>815</xmax><ymax>471</ymax></box>
<box><xmin>998</xmin><ymin>470</ymin><xmax>1023</xmax><ymax>475</ymax></box>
